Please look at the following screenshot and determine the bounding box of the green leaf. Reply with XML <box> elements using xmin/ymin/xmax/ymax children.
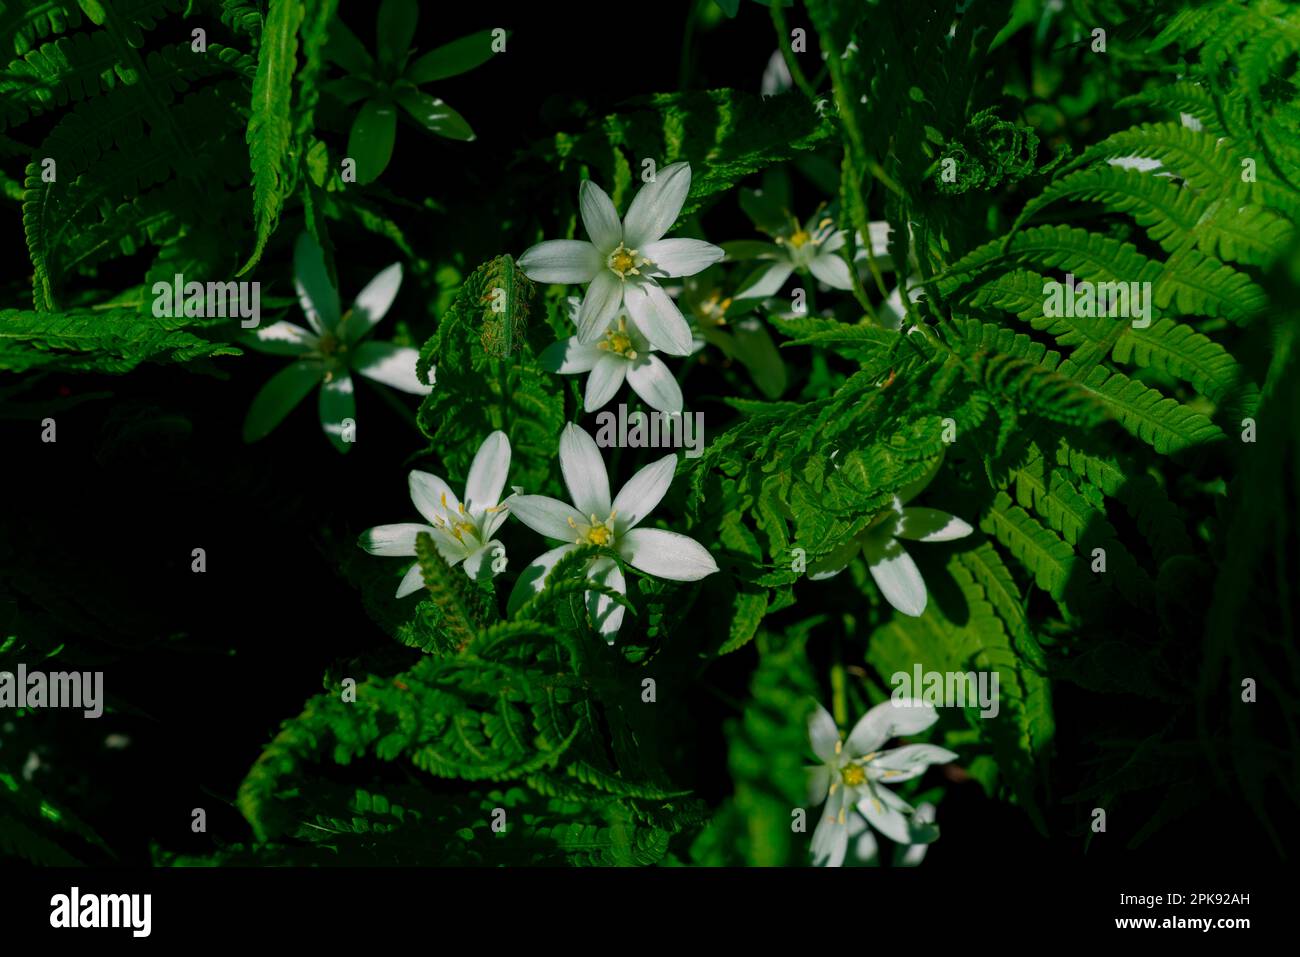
<box><xmin>406</xmin><ymin>29</ymin><xmax>499</xmax><ymax>84</ymax></box>
<box><xmin>243</xmin><ymin>359</ymin><xmax>322</xmax><ymax>442</ymax></box>
<box><xmin>241</xmin><ymin>0</ymin><xmax>304</xmax><ymax>274</ymax></box>
<box><xmin>396</xmin><ymin>89</ymin><xmax>474</xmax><ymax>142</ymax></box>
<box><xmin>376</xmin><ymin>0</ymin><xmax>418</xmax><ymax>64</ymax></box>
<box><xmin>348</xmin><ymin>97</ymin><xmax>398</xmax><ymax>183</ymax></box>
<box><xmin>0</xmin><ymin>307</ymin><xmax>242</xmax><ymax>374</ymax></box>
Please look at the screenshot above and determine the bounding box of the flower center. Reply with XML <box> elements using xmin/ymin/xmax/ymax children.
<box><xmin>570</xmin><ymin>511</ymin><xmax>618</xmax><ymax>547</ymax></box>
<box><xmin>787</xmin><ymin>229</ymin><xmax>813</xmax><ymax>249</ymax></box>
<box><xmin>841</xmin><ymin>764</ymin><xmax>867</xmax><ymax>787</ymax></box>
<box><xmin>432</xmin><ymin>496</ymin><xmax>482</xmax><ymax>546</ymax></box>
<box><xmin>697</xmin><ymin>291</ymin><xmax>732</xmax><ymax>327</ymax></box>
<box><xmin>607</xmin><ymin>243</ymin><xmax>648</xmax><ymax>280</ymax></box>
<box><xmin>597</xmin><ymin>317</ymin><xmax>638</xmax><ymax>360</ymax></box>
<box><xmin>318</xmin><ymin>332</ymin><xmax>341</xmax><ymax>356</ymax></box>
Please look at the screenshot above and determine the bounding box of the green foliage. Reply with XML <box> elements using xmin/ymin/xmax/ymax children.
<box><xmin>0</xmin><ymin>307</ymin><xmax>241</xmax><ymax>373</ymax></box>
<box><xmin>415</xmin><ymin>255</ymin><xmax>563</xmax><ymax>494</ymax></box>
<box><xmin>5</xmin><ymin>0</ymin><xmax>1297</xmax><ymax>870</ymax></box>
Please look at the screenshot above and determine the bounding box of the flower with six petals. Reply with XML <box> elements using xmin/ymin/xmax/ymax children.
<box><xmin>358</xmin><ymin>431</ymin><xmax>513</xmax><ymax>594</ymax></box>
<box><xmin>244</xmin><ymin>233</ymin><xmax>432</xmax><ymax>452</ymax></box>
<box><xmin>507</xmin><ymin>423</ymin><xmax>718</xmax><ymax>639</ymax></box>
<box><xmin>518</xmin><ymin>163</ymin><xmax>724</xmax><ymax>356</ymax></box>
<box><xmin>807</xmin><ymin>698</ymin><xmax>956</xmax><ymax>867</ymax></box>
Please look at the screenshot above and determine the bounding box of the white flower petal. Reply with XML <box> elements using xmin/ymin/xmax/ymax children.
<box><xmin>294</xmin><ymin>232</ymin><xmax>340</xmax><ymax>333</ymax></box>
<box><xmin>807</xmin><ymin>765</ymin><xmax>832</xmax><ymax>806</ymax></box>
<box><xmin>579</xmin><ymin>179</ymin><xmax>623</xmax><ymax>253</ymax></box>
<box><xmin>734</xmin><ymin>260</ymin><xmax>795</xmax><ymax>300</ymax></box>
<box><xmin>576</xmin><ymin>270</ymin><xmax>624</xmax><ymax>342</ymax></box>
<box><xmin>811</xmin><ymin>787</ymin><xmax>849</xmax><ymax>867</ymax></box>
<box><xmin>611</xmin><ymin>453</ymin><xmax>676</xmax><ymax>533</ymax></box>
<box><xmin>622</xmin><ymin>161</ymin><xmax>691</xmax><ymax>248</ymax></box>
<box><xmin>819</xmin><ymin>229</ymin><xmax>848</xmax><ymax>254</ymax></box>
<box><xmin>864</xmin><ymin>537</ymin><xmax>928</xmax><ymax>617</ymax></box>
<box><xmin>319</xmin><ymin>372</ymin><xmax>355</xmax><ymax>452</ymax></box>
<box><xmin>808</xmin><ymin>250</ymin><xmax>855</xmax><ymax>290</ymax></box>
<box><xmin>357</xmin><ymin>522</ymin><xmax>432</xmax><ymax>556</ymax></box>
<box><xmin>352</xmin><ymin>342</ymin><xmax>432</xmax><ymax>394</ymax></box>
<box><xmin>625</xmin><ymin>356</ymin><xmax>683</xmax><ymax>413</ymax></box>
<box><xmin>517</xmin><ymin>239</ymin><xmax>601</xmax><ymax>284</ymax></box>
<box><xmin>486</xmin><ymin>499</ymin><xmax>513</xmax><ymax>538</ymax></box>
<box><xmin>846</xmin><ymin>699</ymin><xmax>941</xmax><ymax>755</ymax></box>
<box><xmin>641</xmin><ymin>238</ymin><xmax>724</xmax><ymax>278</ymax></box>
<box><xmin>867</xmin><ymin>743</ymin><xmax>958</xmax><ymax>782</ymax></box>
<box><xmin>464</xmin><ymin>430</ymin><xmax>511</xmax><ymax>511</ymax></box>
<box><xmin>849</xmin><ymin>813</ymin><xmax>881</xmax><ymax>865</ymax></box>
<box><xmin>585</xmin><ymin>556</ymin><xmax>627</xmax><ymax>639</ymax></box>
<box><xmin>623</xmin><ymin>280</ymin><xmax>693</xmax><ymax>356</ymax></box>
<box><xmin>247</xmin><ymin>320</ymin><xmax>318</xmax><ymax>355</ymax></box>
<box><xmin>559</xmin><ymin>423</ymin><xmax>612</xmax><ymax>516</ymax></box>
<box><xmin>540</xmin><ymin>337</ymin><xmax>603</xmax><ymax>374</ymax></box>
<box><xmin>1108</xmin><ymin>155</ymin><xmax>1163</xmax><ymax>173</ymax></box>
<box><xmin>409</xmin><ymin>470</ymin><xmax>459</xmax><ymax>524</ymax></box>
<box><xmin>395</xmin><ymin>562</ymin><xmax>425</xmax><ymax>598</ymax></box>
<box><xmin>462</xmin><ymin>541</ymin><xmax>503</xmax><ymax>581</ymax></box>
<box><xmin>896</xmin><ymin>507</ymin><xmax>973</xmax><ymax>542</ymax></box>
<box><xmin>808</xmin><ymin>538</ymin><xmax>862</xmax><ymax>581</ymax></box>
<box><xmin>343</xmin><ymin>262</ymin><xmax>402</xmax><ymax>343</ymax></box>
<box><xmin>807</xmin><ymin>701</ymin><xmax>840</xmax><ymax>763</ymax></box>
<box><xmin>866</xmin><ymin>220</ymin><xmax>891</xmax><ymax>259</ymax></box>
<box><xmin>858</xmin><ymin>787</ymin><xmax>913</xmax><ymax>844</ymax></box>
<box><xmin>509</xmin><ymin>494</ymin><xmax>586</xmax><ymax>541</ymax></box>
<box><xmin>506</xmin><ymin>543</ymin><xmax>577</xmax><ymax>615</ymax></box>
<box><xmin>618</xmin><ymin>528</ymin><xmax>717</xmax><ymax>581</ymax></box>
<box><xmin>583</xmin><ymin>354</ymin><xmax>627</xmax><ymax>412</ymax></box>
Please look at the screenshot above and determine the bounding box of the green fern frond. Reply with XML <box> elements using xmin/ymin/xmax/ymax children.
<box><xmin>0</xmin><ymin>307</ymin><xmax>241</xmax><ymax>373</ymax></box>
<box><xmin>980</xmin><ymin>492</ymin><xmax>1076</xmax><ymax>600</ymax></box>
<box><xmin>240</xmin><ymin>0</ymin><xmax>302</xmax><ymax>274</ymax></box>
<box><xmin>1074</xmin><ymin>366</ymin><xmax>1224</xmax><ymax>455</ymax></box>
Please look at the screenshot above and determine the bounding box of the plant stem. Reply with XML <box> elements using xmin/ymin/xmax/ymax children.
<box><xmin>771</xmin><ymin>2</ymin><xmax>818</xmax><ymax>102</ymax></box>
<box><xmin>831</xmin><ymin>635</ymin><xmax>848</xmax><ymax>728</ymax></box>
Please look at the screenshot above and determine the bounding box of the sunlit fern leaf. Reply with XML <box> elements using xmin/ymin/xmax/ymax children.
<box><xmin>0</xmin><ymin>307</ymin><xmax>241</xmax><ymax>374</ymax></box>
<box><xmin>1074</xmin><ymin>365</ymin><xmax>1224</xmax><ymax>455</ymax></box>
<box><xmin>240</xmin><ymin>0</ymin><xmax>302</xmax><ymax>274</ymax></box>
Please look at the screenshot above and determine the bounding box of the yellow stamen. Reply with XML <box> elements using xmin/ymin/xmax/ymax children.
<box><xmin>607</xmin><ymin>243</ymin><xmax>648</xmax><ymax>280</ymax></box>
<box><xmin>597</xmin><ymin>316</ymin><xmax>638</xmax><ymax>360</ymax></box>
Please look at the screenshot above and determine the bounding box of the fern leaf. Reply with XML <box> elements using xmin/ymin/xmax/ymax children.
<box><xmin>1111</xmin><ymin>318</ymin><xmax>1244</xmax><ymax>403</ymax></box>
<box><xmin>1075</xmin><ymin>366</ymin><xmax>1224</xmax><ymax>455</ymax></box>
<box><xmin>980</xmin><ymin>492</ymin><xmax>1075</xmax><ymax>600</ymax></box>
<box><xmin>240</xmin><ymin>0</ymin><xmax>302</xmax><ymax>273</ymax></box>
<box><xmin>0</xmin><ymin>307</ymin><xmax>241</xmax><ymax>373</ymax></box>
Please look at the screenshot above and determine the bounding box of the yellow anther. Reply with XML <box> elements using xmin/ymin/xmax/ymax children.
<box><xmin>607</xmin><ymin>243</ymin><xmax>648</xmax><ymax>280</ymax></box>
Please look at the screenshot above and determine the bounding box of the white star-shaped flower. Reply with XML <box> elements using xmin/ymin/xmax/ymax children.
<box><xmin>244</xmin><ymin>233</ymin><xmax>433</xmax><ymax>452</ymax></box>
<box><xmin>731</xmin><ymin>215</ymin><xmax>892</xmax><ymax>300</ymax></box>
<box><xmin>518</xmin><ymin>163</ymin><xmax>724</xmax><ymax>356</ymax></box>
<box><xmin>810</xmin><ymin>460</ymin><xmax>972</xmax><ymax>617</ymax></box>
<box><xmin>507</xmin><ymin>423</ymin><xmax>718</xmax><ymax>639</ymax></box>
<box><xmin>358</xmin><ymin>431</ymin><xmax>513</xmax><ymax>595</ymax></box>
<box><xmin>541</xmin><ymin>298</ymin><xmax>683</xmax><ymax>413</ymax></box>
<box><xmin>807</xmin><ymin>699</ymin><xmax>955</xmax><ymax>868</ymax></box>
